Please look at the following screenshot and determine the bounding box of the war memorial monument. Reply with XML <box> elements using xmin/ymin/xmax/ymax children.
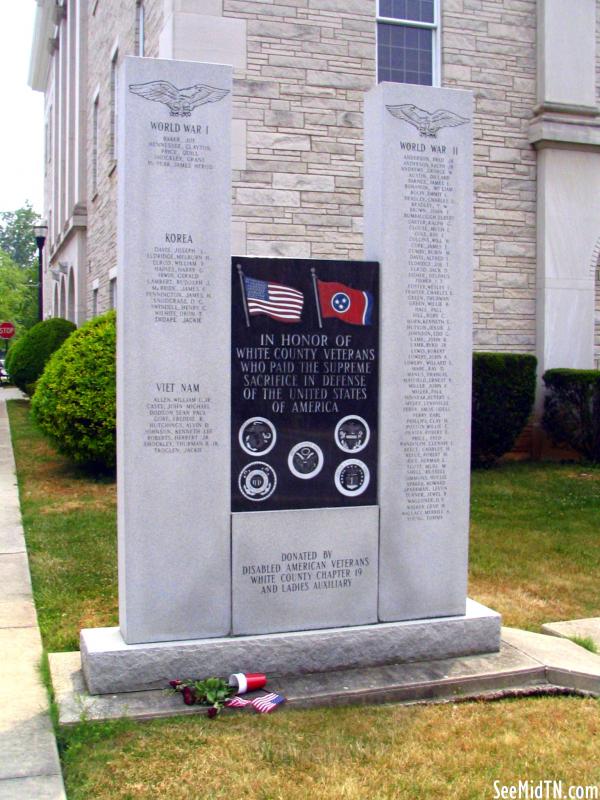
<box><xmin>79</xmin><ymin>56</ymin><xmax>500</xmax><ymax>694</ymax></box>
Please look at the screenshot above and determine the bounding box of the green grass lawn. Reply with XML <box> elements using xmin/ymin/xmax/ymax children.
<box><xmin>470</xmin><ymin>462</ymin><xmax>600</xmax><ymax>630</ymax></box>
<box><xmin>8</xmin><ymin>399</ymin><xmax>117</xmax><ymax>650</ymax></box>
<box><xmin>59</xmin><ymin>699</ymin><xmax>600</xmax><ymax>800</ymax></box>
<box><xmin>7</xmin><ymin>399</ymin><xmax>600</xmax><ymax>799</ymax></box>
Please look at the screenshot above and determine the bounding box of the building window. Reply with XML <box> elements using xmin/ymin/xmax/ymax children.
<box><xmin>45</xmin><ymin>107</ymin><xmax>52</xmax><ymax>169</ymax></box>
<box><xmin>92</xmin><ymin>286</ymin><xmax>99</xmax><ymax>317</ymax></box>
<box><xmin>136</xmin><ymin>1</ymin><xmax>145</xmax><ymax>57</ymax></box>
<box><xmin>111</xmin><ymin>49</ymin><xmax>119</xmax><ymax>162</ymax></box>
<box><xmin>92</xmin><ymin>95</ymin><xmax>99</xmax><ymax>195</ymax></box>
<box><xmin>377</xmin><ymin>0</ymin><xmax>440</xmax><ymax>86</ymax></box>
<box><xmin>109</xmin><ymin>275</ymin><xmax>117</xmax><ymax>309</ymax></box>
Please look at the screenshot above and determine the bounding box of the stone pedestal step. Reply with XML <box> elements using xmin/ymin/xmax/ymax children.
<box><xmin>50</xmin><ymin>628</ymin><xmax>600</xmax><ymax>726</ymax></box>
<box><xmin>80</xmin><ymin>599</ymin><xmax>501</xmax><ymax>695</ymax></box>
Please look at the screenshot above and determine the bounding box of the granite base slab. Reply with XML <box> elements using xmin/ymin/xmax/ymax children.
<box><xmin>49</xmin><ymin>641</ymin><xmax>554</xmax><ymax>727</ymax></box>
<box><xmin>53</xmin><ymin>628</ymin><xmax>600</xmax><ymax>726</ymax></box>
<box><xmin>80</xmin><ymin>599</ymin><xmax>500</xmax><ymax>695</ymax></box>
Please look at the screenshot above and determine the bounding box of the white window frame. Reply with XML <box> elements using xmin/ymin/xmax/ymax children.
<box><xmin>92</xmin><ymin>88</ymin><xmax>100</xmax><ymax>196</ymax></box>
<box><xmin>376</xmin><ymin>0</ymin><xmax>441</xmax><ymax>87</ymax></box>
<box><xmin>44</xmin><ymin>109</ymin><xmax>52</xmax><ymax>172</ymax></box>
<box><xmin>110</xmin><ymin>42</ymin><xmax>119</xmax><ymax>163</ymax></box>
<box><xmin>136</xmin><ymin>0</ymin><xmax>146</xmax><ymax>57</ymax></box>
<box><xmin>92</xmin><ymin>278</ymin><xmax>99</xmax><ymax>317</ymax></box>
<box><xmin>108</xmin><ymin>267</ymin><xmax>117</xmax><ymax>310</ymax></box>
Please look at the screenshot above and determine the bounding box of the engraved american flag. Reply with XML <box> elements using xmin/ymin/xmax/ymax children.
<box><xmin>243</xmin><ymin>275</ymin><xmax>304</xmax><ymax>323</ymax></box>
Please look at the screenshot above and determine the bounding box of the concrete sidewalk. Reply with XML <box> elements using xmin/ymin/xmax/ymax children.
<box><xmin>0</xmin><ymin>388</ymin><xmax>66</xmax><ymax>800</ymax></box>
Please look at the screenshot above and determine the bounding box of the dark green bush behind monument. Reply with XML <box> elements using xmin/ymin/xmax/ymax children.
<box><xmin>6</xmin><ymin>317</ymin><xmax>76</xmax><ymax>395</ymax></box>
<box><xmin>542</xmin><ymin>369</ymin><xmax>600</xmax><ymax>462</ymax></box>
<box><xmin>471</xmin><ymin>352</ymin><xmax>537</xmax><ymax>467</ymax></box>
<box><xmin>32</xmin><ymin>310</ymin><xmax>116</xmax><ymax>470</ymax></box>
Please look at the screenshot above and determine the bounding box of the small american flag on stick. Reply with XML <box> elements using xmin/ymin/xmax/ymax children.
<box><xmin>225</xmin><ymin>692</ymin><xmax>286</xmax><ymax>714</ymax></box>
<box><xmin>251</xmin><ymin>692</ymin><xmax>286</xmax><ymax>713</ymax></box>
<box><xmin>241</xmin><ymin>273</ymin><xmax>304</xmax><ymax>324</ymax></box>
<box><xmin>225</xmin><ymin>696</ymin><xmax>252</xmax><ymax>709</ymax></box>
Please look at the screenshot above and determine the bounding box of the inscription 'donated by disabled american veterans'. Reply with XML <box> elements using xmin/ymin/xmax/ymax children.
<box><xmin>239</xmin><ymin>549</ymin><xmax>373</xmax><ymax>599</ymax></box>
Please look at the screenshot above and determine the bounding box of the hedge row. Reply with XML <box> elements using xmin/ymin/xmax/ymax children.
<box><xmin>471</xmin><ymin>352</ymin><xmax>537</xmax><ymax>467</ymax></box>
<box><xmin>543</xmin><ymin>369</ymin><xmax>600</xmax><ymax>462</ymax></box>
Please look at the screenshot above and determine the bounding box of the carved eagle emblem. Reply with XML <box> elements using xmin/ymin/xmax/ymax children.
<box><xmin>386</xmin><ymin>104</ymin><xmax>469</xmax><ymax>137</ymax></box>
<box><xmin>128</xmin><ymin>81</ymin><xmax>229</xmax><ymax>117</ymax></box>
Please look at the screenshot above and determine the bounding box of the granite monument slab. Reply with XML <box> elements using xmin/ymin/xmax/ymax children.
<box><xmin>364</xmin><ymin>82</ymin><xmax>474</xmax><ymax>622</ymax></box>
<box><xmin>117</xmin><ymin>56</ymin><xmax>232</xmax><ymax>643</ymax></box>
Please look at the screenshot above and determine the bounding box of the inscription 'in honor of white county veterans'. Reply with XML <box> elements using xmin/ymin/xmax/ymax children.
<box><xmin>117</xmin><ymin>58</ymin><xmax>232</xmax><ymax>644</ymax></box>
<box><xmin>364</xmin><ymin>83</ymin><xmax>473</xmax><ymax>622</ymax></box>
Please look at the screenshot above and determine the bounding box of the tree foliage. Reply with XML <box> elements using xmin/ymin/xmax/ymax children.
<box><xmin>0</xmin><ymin>202</ymin><xmax>40</xmax><ymax>270</ymax></box>
<box><xmin>0</xmin><ymin>251</ymin><xmax>38</xmax><ymax>339</ymax></box>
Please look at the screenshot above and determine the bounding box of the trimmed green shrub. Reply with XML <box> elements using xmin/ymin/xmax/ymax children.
<box><xmin>542</xmin><ymin>369</ymin><xmax>600</xmax><ymax>462</ymax></box>
<box><xmin>6</xmin><ymin>317</ymin><xmax>76</xmax><ymax>396</ymax></box>
<box><xmin>471</xmin><ymin>352</ymin><xmax>537</xmax><ymax>467</ymax></box>
<box><xmin>32</xmin><ymin>311</ymin><xmax>116</xmax><ymax>470</ymax></box>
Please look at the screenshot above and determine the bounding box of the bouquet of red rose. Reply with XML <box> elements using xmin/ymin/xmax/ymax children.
<box><xmin>169</xmin><ymin>677</ymin><xmax>234</xmax><ymax>717</ymax></box>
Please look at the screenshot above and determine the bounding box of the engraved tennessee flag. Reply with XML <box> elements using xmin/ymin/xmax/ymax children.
<box><xmin>317</xmin><ymin>280</ymin><xmax>374</xmax><ymax>326</ymax></box>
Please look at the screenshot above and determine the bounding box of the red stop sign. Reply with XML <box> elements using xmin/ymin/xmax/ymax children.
<box><xmin>0</xmin><ymin>322</ymin><xmax>15</xmax><ymax>339</ymax></box>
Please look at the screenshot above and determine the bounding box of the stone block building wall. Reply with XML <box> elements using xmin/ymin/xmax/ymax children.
<box><xmin>87</xmin><ymin>0</ymin><xmax>130</xmax><ymax>313</ymax></box>
<box><xmin>86</xmin><ymin>0</ymin><xmax>164</xmax><ymax>313</ymax></box>
<box><xmin>443</xmin><ymin>0</ymin><xmax>537</xmax><ymax>353</ymax></box>
<box><xmin>218</xmin><ymin>0</ymin><xmax>539</xmax><ymax>352</ymax></box>
<box><xmin>43</xmin><ymin>62</ymin><xmax>54</xmax><ymax>306</ymax></box>
<box><xmin>48</xmin><ymin>0</ymin><xmax>598</xmax><ymax>364</ymax></box>
<box><xmin>223</xmin><ymin>0</ymin><xmax>375</xmax><ymax>263</ymax></box>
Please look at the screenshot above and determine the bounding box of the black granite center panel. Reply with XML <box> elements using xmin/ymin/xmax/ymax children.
<box><xmin>231</xmin><ymin>257</ymin><xmax>379</xmax><ymax>512</ymax></box>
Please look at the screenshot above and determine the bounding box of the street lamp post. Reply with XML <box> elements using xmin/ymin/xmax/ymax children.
<box><xmin>33</xmin><ymin>222</ymin><xmax>48</xmax><ymax>321</ymax></box>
